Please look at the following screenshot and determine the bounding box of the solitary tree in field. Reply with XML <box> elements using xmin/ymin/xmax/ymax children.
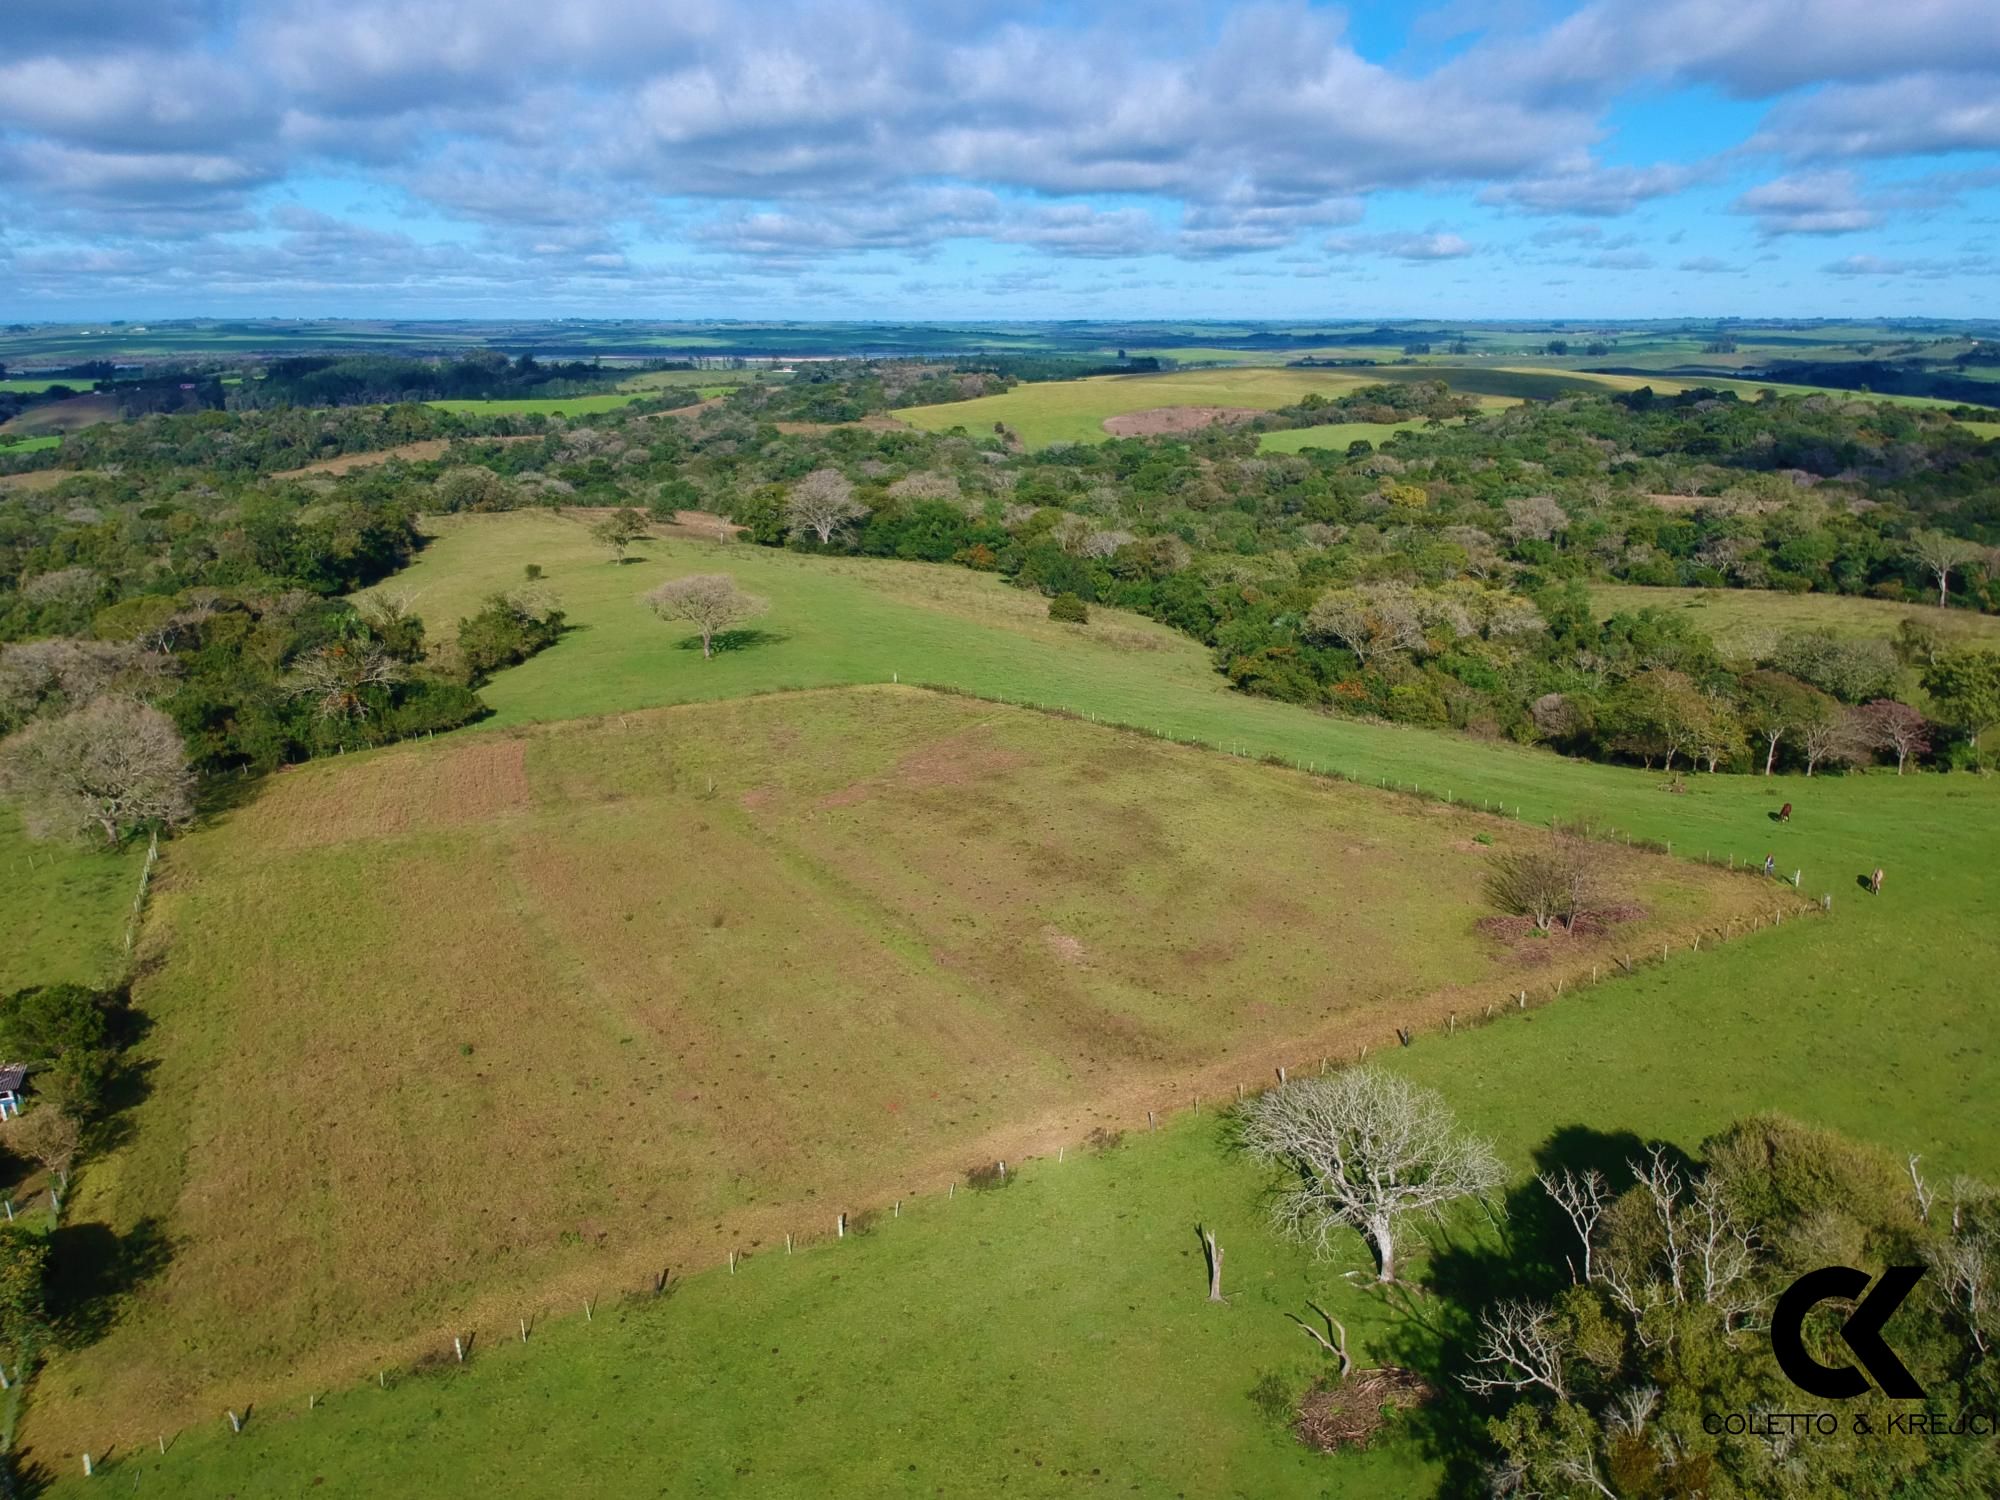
<box><xmin>785</xmin><ymin>469</ymin><xmax>867</xmax><ymax>545</ymax></box>
<box><xmin>1908</xmin><ymin>530</ymin><xmax>1984</xmax><ymax>609</ymax></box>
<box><xmin>1240</xmin><ymin>1068</ymin><xmax>1503</xmax><ymax>1283</ymax></box>
<box><xmin>590</xmin><ymin>508</ymin><xmax>652</xmax><ymax>563</ymax></box>
<box><xmin>1485</xmin><ymin>834</ymin><xmax>1608</xmax><ymax>934</ymax></box>
<box><xmin>1854</xmin><ymin>700</ymin><xmax>1931</xmax><ymax>774</ymax></box>
<box><xmin>646</xmin><ymin>575</ymin><xmax>767</xmax><ymax>659</ymax></box>
<box><xmin>0</xmin><ymin>698</ymin><xmax>194</xmax><ymax>845</ymax></box>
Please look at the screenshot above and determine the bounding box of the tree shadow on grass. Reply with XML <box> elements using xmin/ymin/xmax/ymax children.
<box><xmin>1372</xmin><ymin>1124</ymin><xmax>1674</xmax><ymax>1497</ymax></box>
<box><xmin>44</xmin><ymin>1214</ymin><xmax>174</xmax><ymax>1350</ymax></box>
<box><xmin>674</xmin><ymin>629</ymin><xmax>788</xmax><ymax>655</ymax></box>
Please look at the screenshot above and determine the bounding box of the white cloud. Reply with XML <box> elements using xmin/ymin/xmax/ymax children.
<box><xmin>1732</xmin><ymin>170</ymin><xmax>1882</xmax><ymax>236</ymax></box>
<box><xmin>1326</xmin><ymin>231</ymin><xmax>1477</xmax><ymax>260</ymax></box>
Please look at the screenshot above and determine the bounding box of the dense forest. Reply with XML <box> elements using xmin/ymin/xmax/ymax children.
<box><xmin>3</xmin><ymin>367</ymin><xmax>1999</xmax><ymax>847</ymax></box>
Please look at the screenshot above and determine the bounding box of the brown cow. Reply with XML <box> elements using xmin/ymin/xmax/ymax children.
<box><xmin>1779</xmin><ymin>802</ymin><xmax>1792</xmax><ymax>823</ymax></box>
<box><xmin>1871</xmin><ymin>867</ymin><xmax>1884</xmax><ymax>895</ymax></box>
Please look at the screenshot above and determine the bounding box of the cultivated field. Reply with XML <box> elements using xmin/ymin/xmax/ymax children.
<box><xmin>32</xmin><ymin>685</ymin><xmax>1759</xmax><ymax>1455</ymax></box>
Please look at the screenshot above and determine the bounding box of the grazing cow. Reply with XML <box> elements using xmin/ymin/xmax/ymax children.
<box><xmin>1872</xmin><ymin>867</ymin><xmax>1884</xmax><ymax>895</ymax></box>
<box><xmin>1779</xmin><ymin>802</ymin><xmax>1792</xmax><ymax>823</ymax></box>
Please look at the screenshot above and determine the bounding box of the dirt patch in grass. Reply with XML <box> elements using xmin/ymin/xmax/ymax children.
<box><xmin>269</xmin><ymin>436</ymin><xmax>537</xmax><ymax>478</ymax></box>
<box><xmin>1101</xmin><ymin>405</ymin><xmax>1264</xmax><ymax>437</ymax></box>
<box><xmin>256</xmin><ymin>736</ymin><xmax>533</xmax><ymax>848</ymax></box>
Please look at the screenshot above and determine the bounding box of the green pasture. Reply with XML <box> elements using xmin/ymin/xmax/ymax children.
<box><xmin>427</xmin><ymin>393</ymin><xmax>642</xmax><ymax>417</ymax></box>
<box><xmin>0</xmin><ymin>813</ymin><xmax>142</xmax><ymax>993</ymax></box>
<box><xmin>1591</xmin><ymin>583</ymin><xmax>2000</xmax><ymax>654</ymax></box>
<box><xmin>0</xmin><ymin>435</ymin><xmax>60</xmax><ymax>454</ymax></box>
<box><xmin>17</xmin><ymin>512</ymin><xmax>2000</xmax><ymax>1493</ymax></box>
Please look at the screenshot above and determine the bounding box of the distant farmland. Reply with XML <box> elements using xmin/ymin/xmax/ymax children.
<box><xmin>893</xmin><ymin>364</ymin><xmax>1697</xmax><ymax>448</ymax></box>
<box><xmin>427</xmin><ymin>392</ymin><xmax>642</xmax><ymax>417</ymax></box>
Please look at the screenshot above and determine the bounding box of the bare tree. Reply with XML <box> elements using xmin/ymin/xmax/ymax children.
<box><xmin>1854</xmin><ymin>699</ymin><xmax>1931</xmax><ymax>774</ymax></box>
<box><xmin>1463</xmin><ymin>1299</ymin><xmax>1570</xmax><ymax>1400</ymax></box>
<box><xmin>1798</xmin><ymin>704</ymin><xmax>1865</xmax><ymax>777</ymax></box>
<box><xmin>1927</xmin><ymin>1179</ymin><xmax>1998</xmax><ymax>1357</ymax></box>
<box><xmin>1200</xmin><ymin>1227</ymin><xmax>1225</xmax><ymax>1302</ymax></box>
<box><xmin>1540</xmin><ymin>1166</ymin><xmax>1611</xmax><ymax>1284</ymax></box>
<box><xmin>1596</xmin><ymin>1145</ymin><xmax>1759</xmax><ymax>1333</ymax></box>
<box><xmin>1503</xmin><ymin>495</ymin><xmax>1569</xmax><ymax>546</ymax></box>
<box><xmin>7</xmin><ymin>1104</ymin><xmax>81</xmax><ymax>1187</ymax></box>
<box><xmin>1486</xmin><ymin>835</ymin><xmax>1607</xmax><ymax>934</ymax></box>
<box><xmin>1304</xmin><ymin>583</ymin><xmax>1432</xmax><ymax>664</ymax></box>
<box><xmin>0</xmin><ymin>639</ymin><xmax>176</xmax><ymax>733</ymax></box>
<box><xmin>1240</xmin><ymin>1067</ymin><xmax>1503</xmax><ymax>1283</ymax></box>
<box><xmin>785</xmin><ymin>469</ymin><xmax>867</xmax><ymax>545</ymax></box>
<box><xmin>285</xmin><ymin>641</ymin><xmax>405</xmax><ymax>720</ymax></box>
<box><xmin>646</xmin><ymin>574</ymin><xmax>768</xmax><ymax>659</ymax></box>
<box><xmin>0</xmin><ymin>698</ymin><xmax>195</xmax><ymax>845</ymax></box>
<box><xmin>1908</xmin><ymin>530</ymin><xmax>1983</xmax><ymax>609</ymax></box>
<box><xmin>1288</xmin><ymin>1302</ymin><xmax>1351</xmax><ymax>1375</ymax></box>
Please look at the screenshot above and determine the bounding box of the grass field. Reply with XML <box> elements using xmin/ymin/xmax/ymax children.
<box><xmin>892</xmin><ymin>365</ymin><xmax>1706</xmax><ymax>448</ymax></box>
<box><xmin>35</xmin><ymin>684</ymin><xmax>1756</xmax><ymax>1457</ymax></box>
<box><xmin>0</xmin><ymin>435</ymin><xmax>61</xmax><ymax>455</ymax></box>
<box><xmin>616</xmin><ymin>369</ymin><xmax>754</xmax><ymax>396</ymax></box>
<box><xmin>0</xmin><ymin>813</ymin><xmax>143</xmax><ymax>993</ymax></box>
<box><xmin>20</xmin><ymin>514</ymin><xmax>2000</xmax><ymax>1493</ymax></box>
<box><xmin>427</xmin><ymin>393</ymin><xmax>642</xmax><ymax>417</ymax></box>
<box><xmin>1592</xmin><ymin>583</ymin><xmax>2000</xmax><ymax>655</ymax></box>
<box><xmin>0</xmin><ymin>379</ymin><xmax>76</xmax><ymax>394</ymax></box>
<box><xmin>0</xmin><ymin>394</ymin><xmax>118</xmax><ymax>438</ymax></box>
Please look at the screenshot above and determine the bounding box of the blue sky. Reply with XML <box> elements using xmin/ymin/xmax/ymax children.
<box><xmin>2</xmin><ymin>0</ymin><xmax>1997</xmax><ymax>319</ymax></box>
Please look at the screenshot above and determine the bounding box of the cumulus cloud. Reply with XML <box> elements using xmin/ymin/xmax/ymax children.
<box><xmin>1731</xmin><ymin>170</ymin><xmax>1882</xmax><ymax>236</ymax></box>
<box><xmin>1326</xmin><ymin>231</ymin><xmax>1477</xmax><ymax>260</ymax></box>
<box><xmin>1482</xmin><ymin>157</ymin><xmax>1704</xmax><ymax>216</ymax></box>
<box><xmin>1754</xmin><ymin>73</ymin><xmax>2000</xmax><ymax>159</ymax></box>
<box><xmin>1</xmin><ymin>0</ymin><xmax>1997</xmax><ymax>307</ymax></box>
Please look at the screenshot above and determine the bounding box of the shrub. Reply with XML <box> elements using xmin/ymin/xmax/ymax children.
<box><xmin>1048</xmin><ymin>593</ymin><xmax>1089</xmax><ymax>624</ymax></box>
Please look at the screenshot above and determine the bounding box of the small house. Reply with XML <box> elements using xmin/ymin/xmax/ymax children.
<box><xmin>0</xmin><ymin>1066</ymin><xmax>25</xmax><ymax>1120</ymax></box>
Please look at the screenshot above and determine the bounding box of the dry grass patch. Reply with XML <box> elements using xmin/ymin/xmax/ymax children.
<box><xmin>36</xmin><ymin>686</ymin><xmax>1774</xmax><ymax>1453</ymax></box>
